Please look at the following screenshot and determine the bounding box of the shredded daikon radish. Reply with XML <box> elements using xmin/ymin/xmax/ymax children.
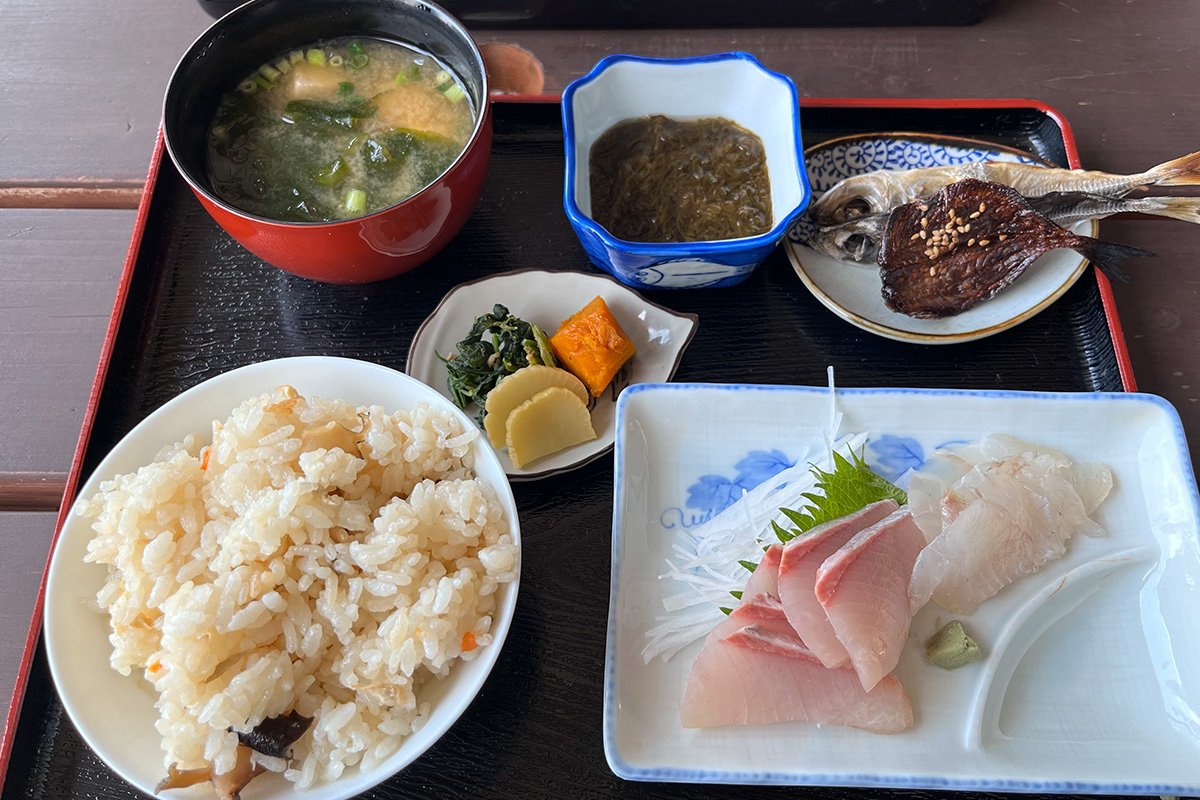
<box><xmin>642</xmin><ymin>431</ymin><xmax>868</xmax><ymax>663</ymax></box>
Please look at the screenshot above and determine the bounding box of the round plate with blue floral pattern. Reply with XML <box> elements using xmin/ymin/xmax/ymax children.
<box><xmin>784</xmin><ymin>134</ymin><xmax>1097</xmax><ymax>344</ymax></box>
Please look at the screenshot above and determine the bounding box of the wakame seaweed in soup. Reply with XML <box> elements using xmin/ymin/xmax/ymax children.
<box><xmin>206</xmin><ymin>38</ymin><xmax>475</xmax><ymax>222</ymax></box>
<box><xmin>588</xmin><ymin>115</ymin><xmax>772</xmax><ymax>243</ymax></box>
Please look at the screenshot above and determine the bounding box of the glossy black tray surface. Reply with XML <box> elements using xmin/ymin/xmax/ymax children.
<box><xmin>3</xmin><ymin>100</ymin><xmax>1129</xmax><ymax>800</ymax></box>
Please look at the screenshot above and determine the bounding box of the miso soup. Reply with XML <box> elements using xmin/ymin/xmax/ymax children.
<box><xmin>207</xmin><ymin>38</ymin><xmax>476</xmax><ymax>222</ymax></box>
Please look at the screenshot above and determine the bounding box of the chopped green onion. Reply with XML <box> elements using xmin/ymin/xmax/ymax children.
<box><xmin>314</xmin><ymin>157</ymin><xmax>348</xmax><ymax>186</ymax></box>
<box><xmin>394</xmin><ymin>71</ymin><xmax>408</xmax><ymax>84</ymax></box>
<box><xmin>260</xmin><ymin>64</ymin><xmax>282</xmax><ymax>83</ymax></box>
<box><xmin>254</xmin><ymin>74</ymin><xmax>272</xmax><ymax>90</ymax></box>
<box><xmin>434</xmin><ymin>70</ymin><xmax>452</xmax><ymax>87</ymax></box>
<box><xmin>338</xmin><ymin>81</ymin><xmax>354</xmax><ymax>95</ymax></box>
<box><xmin>347</xmin><ymin>41</ymin><xmax>369</xmax><ymax>69</ymax></box>
<box><xmin>443</xmin><ymin>83</ymin><xmax>466</xmax><ymax>103</ymax></box>
<box><xmin>329</xmin><ymin>54</ymin><xmax>345</xmax><ymax>68</ymax></box>
<box><xmin>344</xmin><ymin>188</ymin><xmax>367</xmax><ymax>216</ymax></box>
<box><xmin>409</xmin><ymin>64</ymin><xmax>420</xmax><ymax>79</ymax></box>
<box><xmin>274</xmin><ymin>58</ymin><xmax>292</xmax><ymax>75</ymax></box>
<box><xmin>289</xmin><ymin>49</ymin><xmax>305</xmax><ymax>65</ymax></box>
<box><xmin>306</xmin><ymin>48</ymin><xmax>325</xmax><ymax>66</ymax></box>
<box><xmin>238</xmin><ymin>79</ymin><xmax>257</xmax><ymax>94</ymax></box>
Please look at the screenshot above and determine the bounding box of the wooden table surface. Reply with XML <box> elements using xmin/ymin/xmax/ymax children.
<box><xmin>2</xmin><ymin>0</ymin><xmax>1198</xmax><ymax>768</ymax></box>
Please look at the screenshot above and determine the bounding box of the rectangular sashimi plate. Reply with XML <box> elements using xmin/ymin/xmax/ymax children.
<box><xmin>605</xmin><ymin>384</ymin><xmax>1200</xmax><ymax>793</ymax></box>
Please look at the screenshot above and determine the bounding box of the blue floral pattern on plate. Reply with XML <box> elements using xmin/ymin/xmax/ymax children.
<box><xmin>662</xmin><ymin>434</ymin><xmax>981</xmax><ymax>526</ymax></box>
<box><xmin>661</xmin><ymin>449</ymin><xmax>796</xmax><ymax>530</ymax></box>
<box><xmin>868</xmin><ymin>434</ymin><xmax>925</xmax><ymax>482</ymax></box>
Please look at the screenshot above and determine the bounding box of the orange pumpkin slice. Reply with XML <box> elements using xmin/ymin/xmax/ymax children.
<box><xmin>549</xmin><ymin>296</ymin><xmax>637</xmax><ymax>397</ymax></box>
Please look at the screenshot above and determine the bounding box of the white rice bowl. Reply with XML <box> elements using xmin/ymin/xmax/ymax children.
<box><xmin>43</xmin><ymin>357</ymin><xmax>521</xmax><ymax>800</ymax></box>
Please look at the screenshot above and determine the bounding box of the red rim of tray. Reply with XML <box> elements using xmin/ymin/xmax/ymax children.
<box><xmin>0</xmin><ymin>96</ymin><xmax>1137</xmax><ymax>783</ymax></box>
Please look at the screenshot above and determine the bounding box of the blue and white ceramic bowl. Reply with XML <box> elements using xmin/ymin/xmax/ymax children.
<box><xmin>562</xmin><ymin>53</ymin><xmax>810</xmax><ymax>290</ymax></box>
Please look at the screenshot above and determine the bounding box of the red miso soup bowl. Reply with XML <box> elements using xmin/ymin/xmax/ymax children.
<box><xmin>163</xmin><ymin>0</ymin><xmax>492</xmax><ymax>284</ymax></box>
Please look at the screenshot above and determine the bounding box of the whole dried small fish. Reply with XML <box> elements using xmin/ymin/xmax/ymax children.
<box><xmin>877</xmin><ymin>179</ymin><xmax>1154</xmax><ymax>319</ymax></box>
<box><xmin>809</xmin><ymin>149</ymin><xmax>1200</xmax><ymax>225</ymax></box>
<box><xmin>805</xmin><ymin>191</ymin><xmax>1200</xmax><ymax>265</ymax></box>
<box><xmin>1026</xmin><ymin>191</ymin><xmax>1200</xmax><ymax>227</ymax></box>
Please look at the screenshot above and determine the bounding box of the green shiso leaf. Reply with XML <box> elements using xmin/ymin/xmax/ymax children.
<box><xmin>734</xmin><ymin>448</ymin><xmax>906</xmax><ymax>588</ymax></box>
<box><xmin>778</xmin><ymin>449</ymin><xmax>907</xmax><ymax>536</ymax></box>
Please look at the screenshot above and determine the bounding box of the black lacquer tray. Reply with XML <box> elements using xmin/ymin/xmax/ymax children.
<box><xmin>1</xmin><ymin>99</ymin><xmax>1138</xmax><ymax>800</ymax></box>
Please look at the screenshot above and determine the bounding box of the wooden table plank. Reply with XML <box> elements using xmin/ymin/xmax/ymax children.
<box><xmin>3</xmin><ymin>0</ymin><xmax>1198</xmax><ymax>182</ymax></box>
<box><xmin>0</xmin><ymin>0</ymin><xmax>211</xmax><ymax>183</ymax></box>
<box><xmin>0</xmin><ymin>513</ymin><xmax>56</xmax><ymax>740</ymax></box>
<box><xmin>0</xmin><ymin>210</ymin><xmax>131</xmax><ymax>480</ymax></box>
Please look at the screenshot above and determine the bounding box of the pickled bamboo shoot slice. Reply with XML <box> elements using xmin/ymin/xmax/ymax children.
<box><xmin>505</xmin><ymin>387</ymin><xmax>596</xmax><ymax>468</ymax></box>
<box><xmin>484</xmin><ymin>365</ymin><xmax>589</xmax><ymax>448</ymax></box>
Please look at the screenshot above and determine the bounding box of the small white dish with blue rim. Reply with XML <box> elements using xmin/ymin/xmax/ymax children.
<box><xmin>406</xmin><ymin>269</ymin><xmax>698</xmax><ymax>480</ymax></box>
<box><xmin>606</xmin><ymin>382</ymin><xmax>1200</xmax><ymax>792</ymax></box>
<box><xmin>562</xmin><ymin>53</ymin><xmax>810</xmax><ymax>290</ymax></box>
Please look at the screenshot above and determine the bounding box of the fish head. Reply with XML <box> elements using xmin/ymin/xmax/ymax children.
<box><xmin>804</xmin><ymin>214</ymin><xmax>887</xmax><ymax>264</ymax></box>
<box><xmin>809</xmin><ymin>176</ymin><xmax>894</xmax><ymax>226</ymax></box>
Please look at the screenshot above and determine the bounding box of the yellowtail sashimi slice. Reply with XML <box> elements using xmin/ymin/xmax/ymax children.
<box><xmin>776</xmin><ymin>499</ymin><xmax>898</xmax><ymax>669</ymax></box>
<box><xmin>742</xmin><ymin>543</ymin><xmax>783</xmax><ymax>601</ymax></box>
<box><xmin>704</xmin><ymin>593</ymin><xmax>796</xmax><ymax>645</ymax></box>
<box><xmin>681</xmin><ymin>624</ymin><xmax>913</xmax><ymax>734</ymax></box>
<box><xmin>816</xmin><ymin>508</ymin><xmax>926</xmax><ymax>692</ymax></box>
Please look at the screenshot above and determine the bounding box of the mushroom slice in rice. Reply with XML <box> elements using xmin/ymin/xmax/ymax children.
<box><xmin>233</xmin><ymin>710</ymin><xmax>315</xmax><ymax>760</ymax></box>
<box><xmin>156</xmin><ymin>745</ymin><xmax>265</xmax><ymax>800</ymax></box>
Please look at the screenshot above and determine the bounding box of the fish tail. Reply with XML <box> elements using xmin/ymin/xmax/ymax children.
<box><xmin>1072</xmin><ymin>236</ymin><xmax>1156</xmax><ymax>284</ymax></box>
<box><xmin>1131</xmin><ymin>196</ymin><xmax>1200</xmax><ymax>224</ymax></box>
<box><xmin>1145</xmin><ymin>149</ymin><xmax>1200</xmax><ymax>187</ymax></box>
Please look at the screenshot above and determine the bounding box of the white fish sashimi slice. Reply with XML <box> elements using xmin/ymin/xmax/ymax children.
<box><xmin>742</xmin><ymin>543</ymin><xmax>783</xmax><ymax>601</ymax></box>
<box><xmin>776</xmin><ymin>499</ymin><xmax>898</xmax><ymax>669</ymax></box>
<box><xmin>1068</xmin><ymin>460</ymin><xmax>1114</xmax><ymax>518</ymax></box>
<box><xmin>907</xmin><ymin>452</ymin><xmax>972</xmax><ymax>543</ymax></box>
<box><xmin>908</xmin><ymin>453</ymin><xmax>1099</xmax><ymax>615</ymax></box>
<box><xmin>680</xmin><ymin>624</ymin><xmax>913</xmax><ymax>734</ymax></box>
<box><xmin>816</xmin><ymin>508</ymin><xmax>926</xmax><ymax>692</ymax></box>
<box><xmin>936</xmin><ymin>435</ymin><xmax>1114</xmax><ymax>520</ymax></box>
<box><xmin>704</xmin><ymin>593</ymin><xmax>795</xmax><ymax>645</ymax></box>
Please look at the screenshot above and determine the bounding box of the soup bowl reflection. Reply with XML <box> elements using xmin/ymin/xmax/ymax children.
<box><xmin>562</xmin><ymin>53</ymin><xmax>810</xmax><ymax>290</ymax></box>
<box><xmin>163</xmin><ymin>0</ymin><xmax>491</xmax><ymax>284</ymax></box>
